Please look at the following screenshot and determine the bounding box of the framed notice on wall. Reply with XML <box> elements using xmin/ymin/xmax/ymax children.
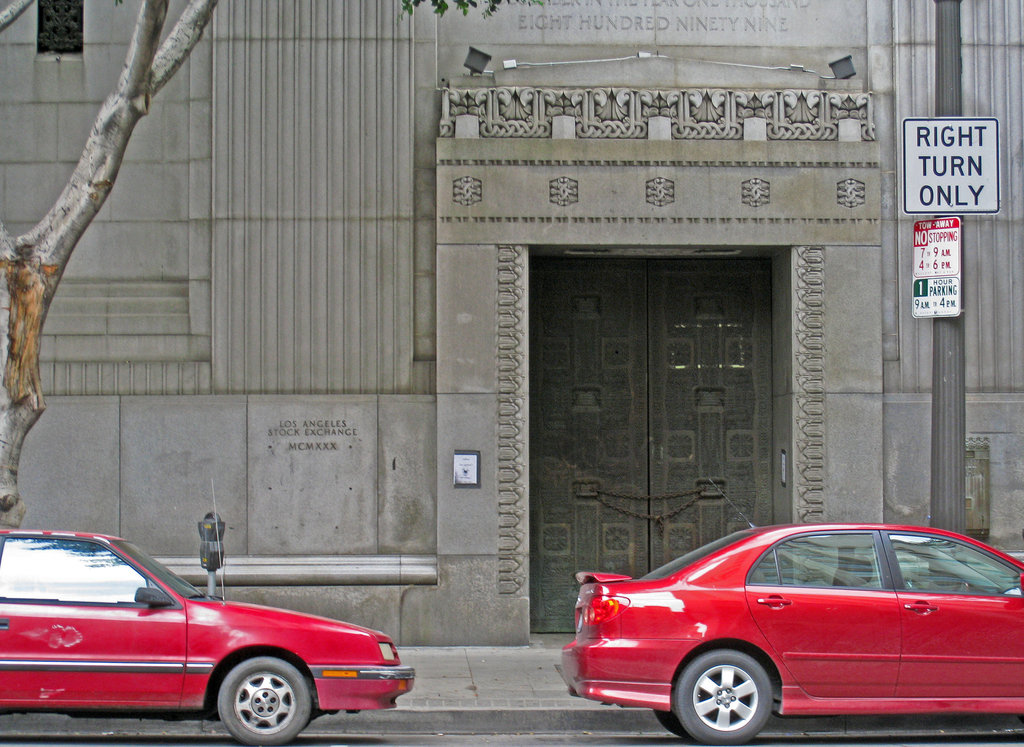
<box><xmin>453</xmin><ymin>450</ymin><xmax>481</xmax><ymax>488</ymax></box>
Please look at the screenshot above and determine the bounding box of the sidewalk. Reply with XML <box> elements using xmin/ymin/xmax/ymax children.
<box><xmin>2</xmin><ymin>636</ymin><xmax>1024</xmax><ymax>740</ymax></box>
<box><xmin>326</xmin><ymin>634</ymin><xmax>659</xmax><ymax>735</ymax></box>
<box><xmin>320</xmin><ymin>635</ymin><xmax>1024</xmax><ymax>738</ymax></box>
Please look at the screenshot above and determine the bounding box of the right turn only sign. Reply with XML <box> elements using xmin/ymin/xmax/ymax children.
<box><xmin>902</xmin><ymin>117</ymin><xmax>999</xmax><ymax>214</ymax></box>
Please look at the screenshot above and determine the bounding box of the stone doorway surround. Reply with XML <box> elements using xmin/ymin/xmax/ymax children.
<box><xmin>429</xmin><ymin>83</ymin><xmax>882</xmax><ymax>643</ymax></box>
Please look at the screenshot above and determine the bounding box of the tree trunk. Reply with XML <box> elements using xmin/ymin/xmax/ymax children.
<box><xmin>0</xmin><ymin>401</ymin><xmax>43</xmax><ymax>528</ymax></box>
<box><xmin>0</xmin><ymin>259</ymin><xmax>53</xmax><ymax>528</ymax></box>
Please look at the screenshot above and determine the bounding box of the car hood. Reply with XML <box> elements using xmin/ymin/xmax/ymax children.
<box><xmin>188</xmin><ymin>597</ymin><xmax>380</xmax><ymax>634</ymax></box>
<box><xmin>183</xmin><ymin>597</ymin><xmax>392</xmax><ymax>663</ymax></box>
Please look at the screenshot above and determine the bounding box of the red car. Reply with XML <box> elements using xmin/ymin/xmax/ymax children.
<box><xmin>562</xmin><ymin>523</ymin><xmax>1024</xmax><ymax>745</ymax></box>
<box><xmin>0</xmin><ymin>530</ymin><xmax>414</xmax><ymax>745</ymax></box>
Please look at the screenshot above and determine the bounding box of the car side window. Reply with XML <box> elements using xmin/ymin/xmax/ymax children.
<box><xmin>0</xmin><ymin>537</ymin><xmax>147</xmax><ymax>604</ymax></box>
<box><xmin>749</xmin><ymin>533</ymin><xmax>882</xmax><ymax>589</ymax></box>
<box><xmin>888</xmin><ymin>533</ymin><xmax>1021</xmax><ymax>596</ymax></box>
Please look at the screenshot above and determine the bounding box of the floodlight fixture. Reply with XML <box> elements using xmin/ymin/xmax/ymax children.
<box><xmin>828</xmin><ymin>55</ymin><xmax>856</xmax><ymax>79</ymax></box>
<box><xmin>464</xmin><ymin>47</ymin><xmax>492</xmax><ymax>75</ymax></box>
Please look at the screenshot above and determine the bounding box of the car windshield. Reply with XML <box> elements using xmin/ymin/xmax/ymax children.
<box><xmin>641</xmin><ymin>529</ymin><xmax>757</xmax><ymax>580</ymax></box>
<box><xmin>113</xmin><ymin>539</ymin><xmax>205</xmax><ymax>598</ymax></box>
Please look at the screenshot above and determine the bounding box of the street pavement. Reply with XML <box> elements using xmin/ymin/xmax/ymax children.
<box><xmin>1</xmin><ymin>635</ymin><xmax>1023</xmax><ymax>741</ymax></box>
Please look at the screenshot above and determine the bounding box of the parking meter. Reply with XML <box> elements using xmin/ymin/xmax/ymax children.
<box><xmin>198</xmin><ymin>512</ymin><xmax>225</xmax><ymax>596</ymax></box>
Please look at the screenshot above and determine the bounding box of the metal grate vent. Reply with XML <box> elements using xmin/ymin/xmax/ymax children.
<box><xmin>37</xmin><ymin>0</ymin><xmax>83</xmax><ymax>54</ymax></box>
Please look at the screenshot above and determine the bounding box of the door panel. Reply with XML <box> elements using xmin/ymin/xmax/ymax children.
<box><xmin>887</xmin><ymin>531</ymin><xmax>1024</xmax><ymax>697</ymax></box>
<box><xmin>648</xmin><ymin>261</ymin><xmax>772</xmax><ymax>566</ymax></box>
<box><xmin>530</xmin><ymin>260</ymin><xmax>649</xmax><ymax>632</ymax></box>
<box><xmin>895</xmin><ymin>591</ymin><xmax>1024</xmax><ymax>697</ymax></box>
<box><xmin>745</xmin><ymin>587</ymin><xmax>901</xmax><ymax>697</ymax></box>
<box><xmin>0</xmin><ymin>537</ymin><xmax>186</xmax><ymax>706</ymax></box>
<box><xmin>530</xmin><ymin>258</ymin><xmax>772</xmax><ymax>632</ymax></box>
<box><xmin>745</xmin><ymin>532</ymin><xmax>900</xmax><ymax>697</ymax></box>
<box><xmin>0</xmin><ymin>601</ymin><xmax>187</xmax><ymax>706</ymax></box>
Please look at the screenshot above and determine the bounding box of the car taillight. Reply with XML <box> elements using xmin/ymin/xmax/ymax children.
<box><xmin>583</xmin><ymin>595</ymin><xmax>630</xmax><ymax>626</ymax></box>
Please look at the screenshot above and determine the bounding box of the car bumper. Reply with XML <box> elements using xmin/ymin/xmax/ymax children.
<box><xmin>311</xmin><ymin>665</ymin><xmax>415</xmax><ymax>711</ymax></box>
<box><xmin>561</xmin><ymin>638</ymin><xmax>686</xmax><ymax>710</ymax></box>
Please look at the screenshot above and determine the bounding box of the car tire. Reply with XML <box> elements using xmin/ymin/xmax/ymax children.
<box><xmin>653</xmin><ymin>707</ymin><xmax>691</xmax><ymax>738</ymax></box>
<box><xmin>217</xmin><ymin>656</ymin><xmax>312</xmax><ymax>746</ymax></box>
<box><xmin>673</xmin><ymin>650</ymin><xmax>772</xmax><ymax>746</ymax></box>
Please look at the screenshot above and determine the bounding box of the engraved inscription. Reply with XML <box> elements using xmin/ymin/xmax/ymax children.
<box><xmin>516</xmin><ymin>0</ymin><xmax>812</xmax><ymax>35</ymax></box>
<box><xmin>266</xmin><ymin>417</ymin><xmax>359</xmax><ymax>454</ymax></box>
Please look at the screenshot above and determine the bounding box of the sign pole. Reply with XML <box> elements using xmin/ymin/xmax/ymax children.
<box><xmin>930</xmin><ymin>0</ymin><xmax>965</xmax><ymax>532</ymax></box>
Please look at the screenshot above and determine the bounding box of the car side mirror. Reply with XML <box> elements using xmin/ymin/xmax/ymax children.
<box><xmin>135</xmin><ymin>586</ymin><xmax>174</xmax><ymax>608</ymax></box>
<box><xmin>1020</xmin><ymin>572</ymin><xmax>1024</xmax><ymax>597</ymax></box>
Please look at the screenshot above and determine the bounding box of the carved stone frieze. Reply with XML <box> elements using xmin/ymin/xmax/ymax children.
<box><xmin>496</xmin><ymin>245</ymin><xmax>528</xmax><ymax>595</ymax></box>
<box><xmin>441</xmin><ymin>87</ymin><xmax>875</xmax><ymax>142</ymax></box>
<box><xmin>794</xmin><ymin>246</ymin><xmax>825</xmax><ymax>522</ymax></box>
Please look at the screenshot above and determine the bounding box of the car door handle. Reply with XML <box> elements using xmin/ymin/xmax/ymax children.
<box><xmin>0</xmin><ymin>619</ymin><xmax>7</xmax><ymax>631</ymax></box>
<box><xmin>903</xmin><ymin>601</ymin><xmax>938</xmax><ymax>615</ymax></box>
<box><xmin>756</xmin><ymin>595</ymin><xmax>792</xmax><ymax>609</ymax></box>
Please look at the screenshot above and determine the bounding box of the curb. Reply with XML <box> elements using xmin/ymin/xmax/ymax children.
<box><xmin>4</xmin><ymin>709</ymin><xmax>1022</xmax><ymax>740</ymax></box>
<box><xmin>315</xmin><ymin>709</ymin><xmax>1024</xmax><ymax>737</ymax></box>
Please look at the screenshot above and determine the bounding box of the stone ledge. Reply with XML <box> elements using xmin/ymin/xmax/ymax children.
<box><xmin>156</xmin><ymin>554</ymin><xmax>438</xmax><ymax>586</ymax></box>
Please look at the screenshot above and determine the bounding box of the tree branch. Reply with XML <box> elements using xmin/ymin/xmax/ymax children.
<box><xmin>22</xmin><ymin>0</ymin><xmax>170</xmax><ymax>268</ymax></box>
<box><xmin>117</xmin><ymin>0</ymin><xmax>167</xmax><ymax>109</ymax></box>
<box><xmin>0</xmin><ymin>220</ymin><xmax>13</xmax><ymax>259</ymax></box>
<box><xmin>0</xmin><ymin>0</ymin><xmax>32</xmax><ymax>35</ymax></box>
<box><xmin>151</xmin><ymin>0</ymin><xmax>219</xmax><ymax>95</ymax></box>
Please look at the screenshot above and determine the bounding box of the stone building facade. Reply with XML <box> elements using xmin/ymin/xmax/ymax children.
<box><xmin>2</xmin><ymin>0</ymin><xmax>1022</xmax><ymax>643</ymax></box>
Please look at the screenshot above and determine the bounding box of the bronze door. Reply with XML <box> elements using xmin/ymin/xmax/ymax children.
<box><xmin>529</xmin><ymin>258</ymin><xmax>772</xmax><ymax>632</ymax></box>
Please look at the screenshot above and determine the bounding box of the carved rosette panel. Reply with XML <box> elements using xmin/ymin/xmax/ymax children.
<box><xmin>549</xmin><ymin>177</ymin><xmax>579</xmax><ymax>206</ymax></box>
<box><xmin>742</xmin><ymin>178</ymin><xmax>771</xmax><ymax>208</ymax></box>
<box><xmin>837</xmin><ymin>179</ymin><xmax>866</xmax><ymax>208</ymax></box>
<box><xmin>453</xmin><ymin>176</ymin><xmax>482</xmax><ymax>207</ymax></box>
<box><xmin>496</xmin><ymin>245</ymin><xmax>528</xmax><ymax>595</ymax></box>
<box><xmin>441</xmin><ymin>87</ymin><xmax>874</xmax><ymax>142</ymax></box>
<box><xmin>646</xmin><ymin>178</ymin><xmax>675</xmax><ymax>207</ymax></box>
<box><xmin>794</xmin><ymin>247</ymin><xmax>825</xmax><ymax>522</ymax></box>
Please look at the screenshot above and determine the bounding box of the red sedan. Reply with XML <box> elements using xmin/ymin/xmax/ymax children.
<box><xmin>0</xmin><ymin>530</ymin><xmax>414</xmax><ymax>745</ymax></box>
<box><xmin>562</xmin><ymin>523</ymin><xmax>1024</xmax><ymax>745</ymax></box>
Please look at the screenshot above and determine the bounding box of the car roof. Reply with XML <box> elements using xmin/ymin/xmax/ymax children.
<box><xmin>0</xmin><ymin>529</ymin><xmax>123</xmax><ymax>544</ymax></box>
<box><xmin>751</xmin><ymin>522</ymin><xmax>972</xmax><ymax>537</ymax></box>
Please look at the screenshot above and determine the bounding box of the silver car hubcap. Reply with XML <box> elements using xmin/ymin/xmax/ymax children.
<box><xmin>234</xmin><ymin>672</ymin><xmax>295</xmax><ymax>734</ymax></box>
<box><xmin>691</xmin><ymin>664</ymin><xmax>758</xmax><ymax>732</ymax></box>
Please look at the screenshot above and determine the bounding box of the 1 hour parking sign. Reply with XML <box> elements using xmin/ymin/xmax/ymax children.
<box><xmin>913</xmin><ymin>277</ymin><xmax>960</xmax><ymax>317</ymax></box>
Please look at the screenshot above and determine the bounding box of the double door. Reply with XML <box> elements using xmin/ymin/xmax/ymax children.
<box><xmin>529</xmin><ymin>258</ymin><xmax>772</xmax><ymax>631</ymax></box>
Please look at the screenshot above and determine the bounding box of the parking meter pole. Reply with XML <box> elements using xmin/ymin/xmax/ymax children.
<box><xmin>929</xmin><ymin>0</ymin><xmax>966</xmax><ymax>534</ymax></box>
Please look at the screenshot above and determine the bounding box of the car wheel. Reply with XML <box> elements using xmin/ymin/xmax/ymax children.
<box><xmin>653</xmin><ymin>708</ymin><xmax>691</xmax><ymax>738</ymax></box>
<box><xmin>217</xmin><ymin>657</ymin><xmax>312</xmax><ymax>746</ymax></box>
<box><xmin>673</xmin><ymin>650</ymin><xmax>772</xmax><ymax>746</ymax></box>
